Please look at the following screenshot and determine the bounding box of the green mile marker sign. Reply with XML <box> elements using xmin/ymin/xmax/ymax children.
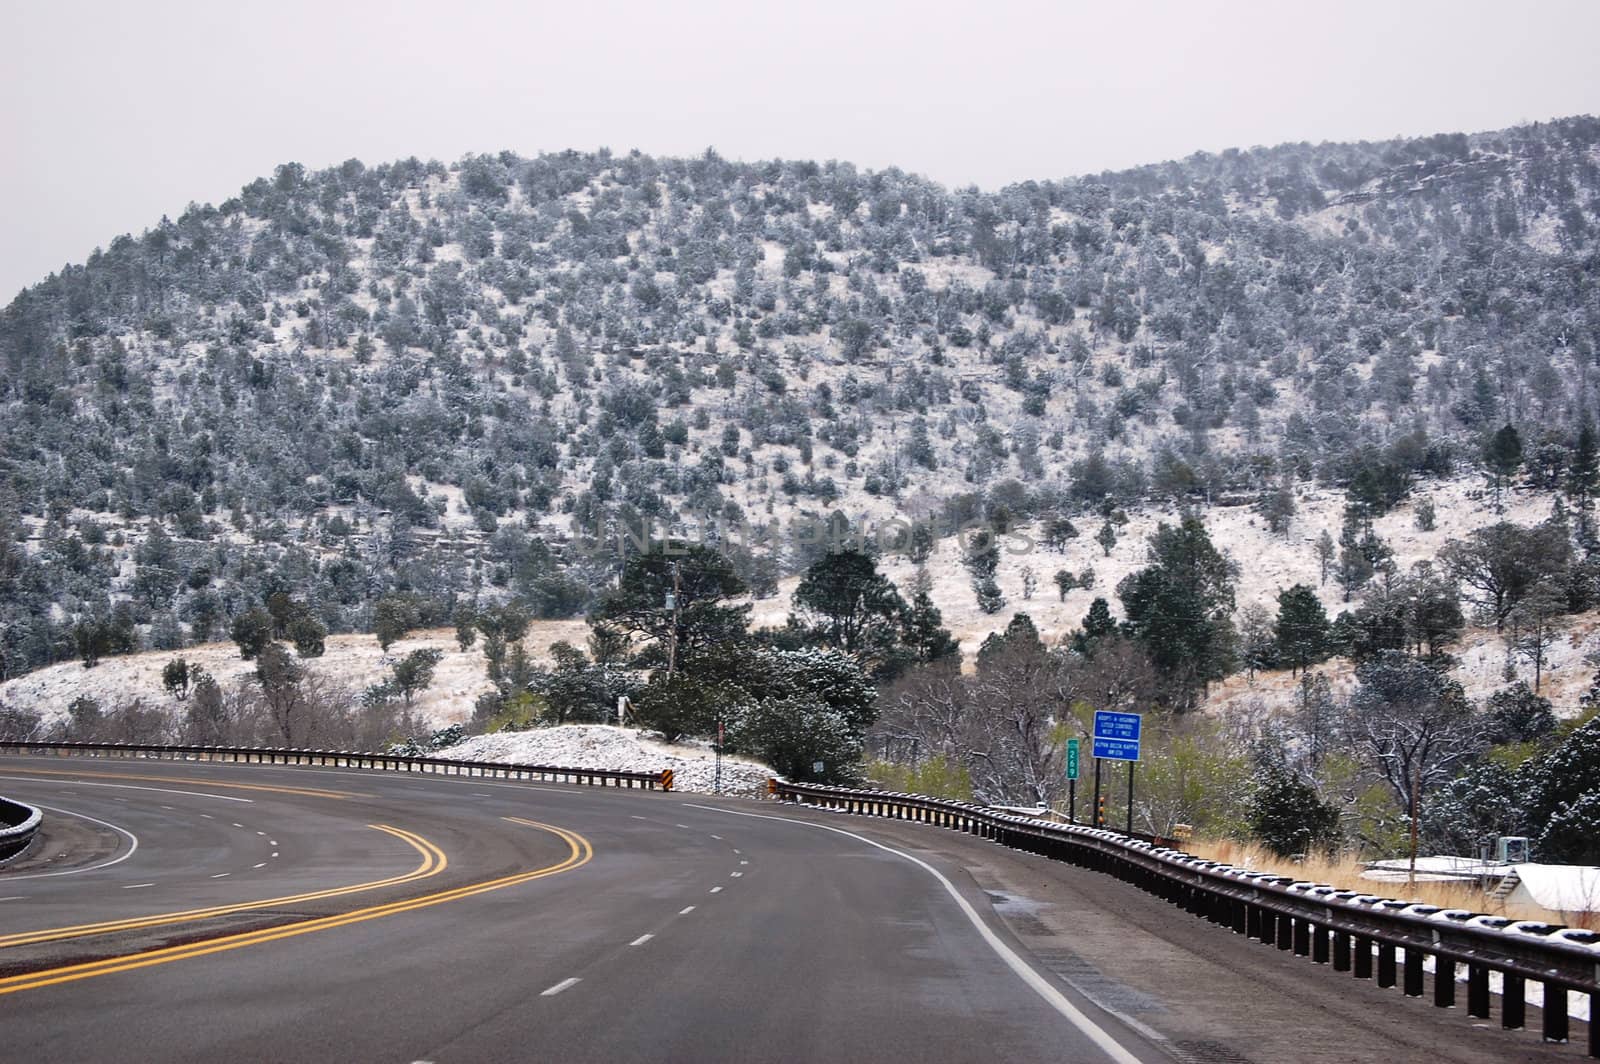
<box><xmin>1066</xmin><ymin>738</ymin><xmax>1080</xmax><ymax>780</ymax></box>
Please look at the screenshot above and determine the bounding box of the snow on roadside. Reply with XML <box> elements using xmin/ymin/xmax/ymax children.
<box><xmin>438</xmin><ymin>724</ymin><xmax>774</xmax><ymax>796</ymax></box>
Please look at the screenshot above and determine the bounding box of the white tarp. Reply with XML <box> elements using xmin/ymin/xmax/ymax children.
<box><xmin>1506</xmin><ymin>863</ymin><xmax>1600</xmax><ymax>913</ymax></box>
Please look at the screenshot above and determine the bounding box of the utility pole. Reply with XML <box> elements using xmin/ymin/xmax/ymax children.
<box><xmin>665</xmin><ymin>561</ymin><xmax>682</xmax><ymax>680</ymax></box>
<box><xmin>1408</xmin><ymin>762</ymin><xmax>1420</xmax><ymax>887</ymax></box>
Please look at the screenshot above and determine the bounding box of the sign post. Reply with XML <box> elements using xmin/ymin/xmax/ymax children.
<box><xmin>1127</xmin><ymin>760</ymin><xmax>1135</xmax><ymax>834</ymax></box>
<box><xmin>1091</xmin><ymin>711</ymin><xmax>1142</xmax><ymax>833</ymax></box>
<box><xmin>715</xmin><ymin>719</ymin><xmax>724</xmax><ymax>795</ymax></box>
<box><xmin>1092</xmin><ymin>756</ymin><xmax>1102</xmax><ymax>826</ymax></box>
<box><xmin>1065</xmin><ymin>738</ymin><xmax>1079</xmax><ymax>824</ymax></box>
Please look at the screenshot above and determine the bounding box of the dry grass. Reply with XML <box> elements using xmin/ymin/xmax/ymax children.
<box><xmin>1184</xmin><ymin>838</ymin><xmax>1564</xmax><ymax>922</ymax></box>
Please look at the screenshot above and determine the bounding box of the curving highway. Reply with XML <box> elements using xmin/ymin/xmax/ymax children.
<box><xmin>0</xmin><ymin>755</ymin><xmax>1577</xmax><ymax>1063</ymax></box>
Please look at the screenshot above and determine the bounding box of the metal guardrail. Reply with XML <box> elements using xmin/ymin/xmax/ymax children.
<box><xmin>774</xmin><ymin>779</ymin><xmax>1600</xmax><ymax>1057</ymax></box>
<box><xmin>0</xmin><ymin>741</ymin><xmax>668</xmax><ymax>790</ymax></box>
<box><xmin>0</xmin><ymin>795</ymin><xmax>43</xmax><ymax>863</ymax></box>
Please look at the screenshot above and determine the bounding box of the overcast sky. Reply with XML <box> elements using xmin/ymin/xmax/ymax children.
<box><xmin>4</xmin><ymin>0</ymin><xmax>1597</xmax><ymax>298</ymax></box>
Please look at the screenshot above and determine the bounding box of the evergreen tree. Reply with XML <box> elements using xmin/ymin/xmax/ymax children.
<box><xmin>1569</xmin><ymin>415</ymin><xmax>1599</xmax><ymax>548</ymax></box>
<box><xmin>1068</xmin><ymin>598</ymin><xmax>1119</xmax><ymax>659</ymax></box>
<box><xmin>1116</xmin><ymin>516</ymin><xmax>1237</xmax><ymax>709</ymax></box>
<box><xmin>1274</xmin><ymin>584</ymin><xmax>1331</xmax><ymax>675</ymax></box>
<box><xmin>790</xmin><ymin>549</ymin><xmax>906</xmax><ymax>665</ymax></box>
<box><xmin>900</xmin><ymin>588</ymin><xmax>960</xmax><ymax>666</ymax></box>
<box><xmin>1250</xmin><ymin>758</ymin><xmax>1341</xmax><ymax>857</ymax></box>
<box><xmin>1483</xmin><ymin>423</ymin><xmax>1524</xmax><ymax>509</ymax></box>
<box><xmin>591</xmin><ymin>543</ymin><xmax>750</xmax><ymax>673</ymax></box>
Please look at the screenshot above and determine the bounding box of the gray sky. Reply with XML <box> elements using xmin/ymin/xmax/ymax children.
<box><xmin>4</xmin><ymin>0</ymin><xmax>1598</xmax><ymax>298</ymax></box>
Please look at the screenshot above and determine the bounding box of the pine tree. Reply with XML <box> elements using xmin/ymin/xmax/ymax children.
<box><xmin>900</xmin><ymin>589</ymin><xmax>959</xmax><ymax>665</ymax></box>
<box><xmin>1484</xmin><ymin>423</ymin><xmax>1523</xmax><ymax>510</ymax></box>
<box><xmin>1116</xmin><ymin>516</ymin><xmax>1237</xmax><ymax>709</ymax></box>
<box><xmin>1568</xmin><ymin>416</ymin><xmax>1598</xmax><ymax>546</ymax></box>
<box><xmin>1275</xmin><ymin>584</ymin><xmax>1331</xmax><ymax>675</ymax></box>
<box><xmin>1314</xmin><ymin>529</ymin><xmax>1336</xmax><ymax>587</ymax></box>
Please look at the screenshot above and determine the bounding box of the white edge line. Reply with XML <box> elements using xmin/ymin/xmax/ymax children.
<box><xmin>682</xmin><ymin>803</ymin><xmax>1144</xmax><ymax>1064</ymax></box>
<box><xmin>1</xmin><ymin>803</ymin><xmax>141</xmax><ymax>881</ymax></box>
<box><xmin>540</xmin><ymin>977</ymin><xmax>581</xmax><ymax>997</ymax></box>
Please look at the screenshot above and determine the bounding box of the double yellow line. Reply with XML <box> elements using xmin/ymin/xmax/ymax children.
<box><xmin>0</xmin><ymin>825</ymin><xmax>443</xmax><ymax>951</ymax></box>
<box><xmin>0</xmin><ymin>817</ymin><xmax>591</xmax><ymax>996</ymax></box>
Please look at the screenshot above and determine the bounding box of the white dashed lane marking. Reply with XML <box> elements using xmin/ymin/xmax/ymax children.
<box><xmin>709</xmin><ymin>886</ymin><xmax>723</xmax><ymax>893</ymax></box>
<box><xmin>121</xmin><ymin>883</ymin><xmax>154</xmax><ymax>890</ymax></box>
<box><xmin>211</xmin><ymin>873</ymin><xmax>230</xmax><ymax>879</ymax></box>
<box><xmin>679</xmin><ymin>906</ymin><xmax>695</xmax><ymax>914</ymax></box>
<box><xmin>540</xmin><ymin>978</ymin><xmax>581</xmax><ymax>997</ymax></box>
<box><xmin>630</xmin><ymin>934</ymin><xmax>654</xmax><ymax>946</ymax></box>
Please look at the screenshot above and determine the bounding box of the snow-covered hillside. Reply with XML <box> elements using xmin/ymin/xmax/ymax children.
<box><xmin>4</xmin><ymin>473</ymin><xmax>1590</xmax><ymax>737</ymax></box>
<box><xmin>437</xmin><ymin>725</ymin><xmax>773</xmax><ymax>795</ymax></box>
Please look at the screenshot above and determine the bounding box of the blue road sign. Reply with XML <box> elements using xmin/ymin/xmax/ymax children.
<box><xmin>1092</xmin><ymin>737</ymin><xmax>1141</xmax><ymax>762</ymax></box>
<box><xmin>1093</xmin><ymin>711</ymin><xmax>1142</xmax><ymax>743</ymax></box>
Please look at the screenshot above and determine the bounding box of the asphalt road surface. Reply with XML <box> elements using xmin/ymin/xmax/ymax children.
<box><xmin>0</xmin><ymin>755</ymin><xmax>1582</xmax><ymax>1063</ymax></box>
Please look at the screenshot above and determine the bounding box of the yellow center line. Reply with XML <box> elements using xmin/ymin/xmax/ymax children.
<box><xmin>0</xmin><ymin>825</ymin><xmax>444</xmax><ymax>950</ymax></box>
<box><xmin>0</xmin><ymin>766</ymin><xmax>364</xmax><ymax>800</ymax></box>
<box><xmin>0</xmin><ymin>819</ymin><xmax>592</xmax><ymax>996</ymax></box>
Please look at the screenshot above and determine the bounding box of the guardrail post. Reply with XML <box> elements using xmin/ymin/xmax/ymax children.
<box><xmin>1353</xmin><ymin>935</ymin><xmax>1371</xmax><ymax>981</ymax></box>
<box><xmin>1377</xmin><ymin>942</ymin><xmax>1396</xmax><ymax>988</ymax></box>
<box><xmin>1542</xmin><ymin>981</ymin><xmax>1568</xmax><ymax>1043</ymax></box>
<box><xmin>1277</xmin><ymin>914</ymin><xmax>1294</xmax><ymax>951</ymax></box>
<box><xmin>1312</xmin><ymin>922</ymin><xmax>1329</xmax><ymax>964</ymax></box>
<box><xmin>1433</xmin><ymin>957</ymin><xmax>1455</xmax><ymax>1007</ymax></box>
<box><xmin>1403</xmin><ymin>948</ymin><xmax>1425</xmax><ymax>997</ymax></box>
<box><xmin>1293</xmin><ymin>917</ymin><xmax>1310</xmax><ymax>956</ymax></box>
<box><xmin>1465</xmin><ymin>964</ymin><xmax>1489</xmax><ymax>1017</ymax></box>
<box><xmin>1331</xmin><ymin>929</ymin><xmax>1350</xmax><ymax>972</ymax></box>
<box><xmin>1502</xmin><ymin>973</ymin><xmax>1525</xmax><ymax>1029</ymax></box>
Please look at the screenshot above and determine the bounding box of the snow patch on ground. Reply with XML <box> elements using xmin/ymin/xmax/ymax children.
<box><xmin>439</xmin><ymin>724</ymin><xmax>774</xmax><ymax>796</ymax></box>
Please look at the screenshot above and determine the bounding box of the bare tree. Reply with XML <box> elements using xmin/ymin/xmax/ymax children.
<box><xmin>1343</xmin><ymin>652</ymin><xmax>1482</xmax><ymax>874</ymax></box>
<box><xmin>1508</xmin><ymin>581</ymin><xmax>1567</xmax><ymax>691</ymax></box>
